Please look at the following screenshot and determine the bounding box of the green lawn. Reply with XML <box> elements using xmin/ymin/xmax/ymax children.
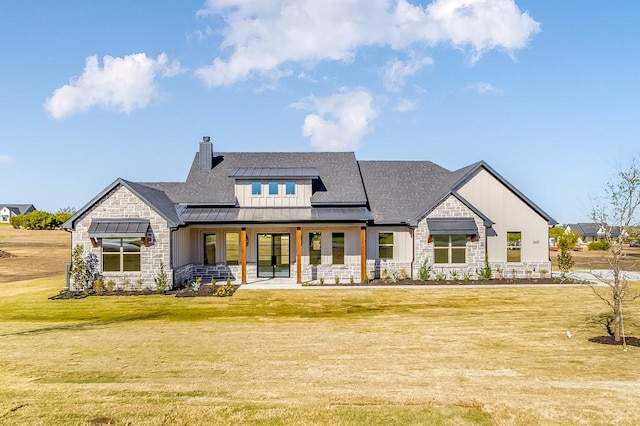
<box><xmin>1</xmin><ymin>277</ymin><xmax>639</xmax><ymax>425</ymax></box>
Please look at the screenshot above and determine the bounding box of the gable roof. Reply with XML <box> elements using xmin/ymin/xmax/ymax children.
<box><xmin>0</xmin><ymin>204</ymin><xmax>35</xmax><ymax>214</ymax></box>
<box><xmin>63</xmin><ymin>179</ymin><xmax>182</xmax><ymax>229</ymax></box>
<box><xmin>566</xmin><ymin>223</ymin><xmax>622</xmax><ymax>238</ymax></box>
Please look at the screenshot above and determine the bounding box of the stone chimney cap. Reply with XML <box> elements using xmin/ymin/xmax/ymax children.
<box><xmin>203</xmin><ymin>136</ymin><xmax>211</xmax><ymax>142</ymax></box>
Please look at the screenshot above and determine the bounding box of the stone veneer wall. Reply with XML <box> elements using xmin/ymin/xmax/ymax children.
<box><xmin>301</xmin><ymin>262</ymin><xmax>363</xmax><ymax>283</ymax></box>
<box><xmin>70</xmin><ymin>185</ymin><xmax>173</xmax><ymax>290</ymax></box>
<box><xmin>413</xmin><ymin>196</ymin><xmax>486</xmax><ymax>280</ymax></box>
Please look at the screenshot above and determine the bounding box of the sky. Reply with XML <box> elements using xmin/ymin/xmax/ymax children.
<box><xmin>1</xmin><ymin>1</ymin><xmax>638</xmax><ymax>225</ymax></box>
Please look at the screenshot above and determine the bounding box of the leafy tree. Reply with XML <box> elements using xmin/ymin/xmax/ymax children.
<box><xmin>556</xmin><ymin>233</ymin><xmax>574</xmax><ymax>278</ymax></box>
<box><xmin>590</xmin><ymin>159</ymin><xmax>640</xmax><ymax>343</ymax></box>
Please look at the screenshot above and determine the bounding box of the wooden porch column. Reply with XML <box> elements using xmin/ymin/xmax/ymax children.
<box><xmin>360</xmin><ymin>226</ymin><xmax>367</xmax><ymax>282</ymax></box>
<box><xmin>241</xmin><ymin>227</ymin><xmax>247</xmax><ymax>284</ymax></box>
<box><xmin>296</xmin><ymin>227</ymin><xmax>302</xmax><ymax>284</ymax></box>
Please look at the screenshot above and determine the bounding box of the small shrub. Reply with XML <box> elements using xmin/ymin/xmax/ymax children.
<box><xmin>136</xmin><ymin>278</ymin><xmax>144</xmax><ymax>291</ymax></box>
<box><xmin>191</xmin><ymin>277</ymin><xmax>203</xmax><ymax>291</ymax></box>
<box><xmin>215</xmin><ymin>280</ymin><xmax>235</xmax><ymax>297</ymax></box>
<box><xmin>588</xmin><ymin>240</ymin><xmax>610</xmax><ymax>251</ymax></box>
<box><xmin>418</xmin><ymin>260</ymin><xmax>431</xmax><ymax>281</ymax></box>
<box><xmin>211</xmin><ymin>278</ymin><xmax>217</xmax><ymax>285</ymax></box>
<box><xmin>105</xmin><ymin>279</ymin><xmax>116</xmax><ymax>292</ymax></box>
<box><xmin>121</xmin><ymin>279</ymin><xmax>131</xmax><ymax>291</ymax></box>
<box><xmin>363</xmin><ymin>273</ymin><xmax>369</xmax><ymax>284</ymax></box>
<box><xmin>525</xmin><ymin>270</ymin><xmax>532</xmax><ymax>279</ymax></box>
<box><xmin>93</xmin><ymin>278</ymin><xmax>104</xmax><ymax>293</ymax></box>
<box><xmin>154</xmin><ymin>261</ymin><xmax>169</xmax><ymax>292</ymax></box>
<box><xmin>450</xmin><ymin>270</ymin><xmax>459</xmax><ymax>281</ymax></box>
<box><xmin>540</xmin><ymin>269</ymin><xmax>548</xmax><ymax>278</ymax></box>
<box><xmin>381</xmin><ymin>269</ymin><xmax>389</xmax><ymax>280</ymax></box>
<box><xmin>399</xmin><ymin>268</ymin><xmax>409</xmax><ymax>280</ymax></box>
<box><xmin>319</xmin><ymin>276</ymin><xmax>325</xmax><ymax>285</ymax></box>
<box><xmin>335</xmin><ymin>276</ymin><xmax>340</xmax><ymax>284</ymax></box>
<box><xmin>511</xmin><ymin>269</ymin><xmax>516</xmax><ymax>279</ymax></box>
<box><xmin>476</xmin><ymin>255</ymin><xmax>492</xmax><ymax>280</ymax></box>
<box><xmin>349</xmin><ymin>275</ymin><xmax>354</xmax><ymax>284</ymax></box>
<box><xmin>463</xmin><ymin>270</ymin><xmax>472</xmax><ymax>281</ymax></box>
<box><xmin>389</xmin><ymin>270</ymin><xmax>399</xmax><ymax>283</ymax></box>
<box><xmin>435</xmin><ymin>270</ymin><xmax>445</xmax><ymax>281</ymax></box>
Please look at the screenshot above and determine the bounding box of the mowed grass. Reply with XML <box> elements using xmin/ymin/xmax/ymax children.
<box><xmin>1</xmin><ymin>277</ymin><xmax>640</xmax><ymax>425</ymax></box>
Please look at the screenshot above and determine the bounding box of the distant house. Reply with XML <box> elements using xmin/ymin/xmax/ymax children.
<box><xmin>565</xmin><ymin>223</ymin><xmax>624</xmax><ymax>245</ymax></box>
<box><xmin>63</xmin><ymin>137</ymin><xmax>556</xmax><ymax>289</ymax></box>
<box><xmin>0</xmin><ymin>204</ymin><xmax>36</xmax><ymax>224</ymax></box>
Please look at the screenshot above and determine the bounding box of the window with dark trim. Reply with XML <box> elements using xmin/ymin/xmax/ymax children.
<box><xmin>378</xmin><ymin>232</ymin><xmax>394</xmax><ymax>259</ymax></box>
<box><xmin>226</xmin><ymin>232</ymin><xmax>239</xmax><ymax>265</ymax></box>
<box><xmin>102</xmin><ymin>238</ymin><xmax>141</xmax><ymax>272</ymax></box>
<box><xmin>309</xmin><ymin>232</ymin><xmax>321</xmax><ymax>265</ymax></box>
<box><xmin>268</xmin><ymin>181</ymin><xmax>278</xmax><ymax>195</ymax></box>
<box><xmin>285</xmin><ymin>181</ymin><xmax>295</xmax><ymax>195</ymax></box>
<box><xmin>507</xmin><ymin>232</ymin><xmax>522</xmax><ymax>263</ymax></box>
<box><xmin>204</xmin><ymin>234</ymin><xmax>216</xmax><ymax>265</ymax></box>
<box><xmin>434</xmin><ymin>234</ymin><xmax>466</xmax><ymax>264</ymax></box>
<box><xmin>332</xmin><ymin>232</ymin><xmax>344</xmax><ymax>265</ymax></box>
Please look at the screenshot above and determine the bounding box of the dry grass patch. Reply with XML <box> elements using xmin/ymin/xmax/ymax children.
<box><xmin>0</xmin><ymin>226</ymin><xmax>70</xmax><ymax>283</ymax></box>
<box><xmin>1</xmin><ymin>276</ymin><xmax>640</xmax><ymax>425</ymax></box>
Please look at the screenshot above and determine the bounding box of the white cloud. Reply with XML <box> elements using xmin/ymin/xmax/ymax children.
<box><xmin>293</xmin><ymin>89</ymin><xmax>378</xmax><ymax>151</ymax></box>
<box><xmin>44</xmin><ymin>53</ymin><xmax>184</xmax><ymax>119</ymax></box>
<box><xmin>383</xmin><ymin>54</ymin><xmax>434</xmax><ymax>92</ymax></box>
<box><xmin>195</xmin><ymin>0</ymin><xmax>540</xmax><ymax>86</ymax></box>
<box><xmin>0</xmin><ymin>155</ymin><xmax>12</xmax><ymax>165</ymax></box>
<box><xmin>468</xmin><ymin>81</ymin><xmax>503</xmax><ymax>94</ymax></box>
<box><xmin>393</xmin><ymin>98</ymin><xmax>418</xmax><ymax>112</ymax></box>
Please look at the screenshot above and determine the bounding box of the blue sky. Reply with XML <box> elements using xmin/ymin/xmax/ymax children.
<box><xmin>1</xmin><ymin>1</ymin><xmax>638</xmax><ymax>225</ymax></box>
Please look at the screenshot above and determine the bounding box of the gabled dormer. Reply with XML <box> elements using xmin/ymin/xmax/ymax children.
<box><xmin>229</xmin><ymin>167</ymin><xmax>319</xmax><ymax>207</ymax></box>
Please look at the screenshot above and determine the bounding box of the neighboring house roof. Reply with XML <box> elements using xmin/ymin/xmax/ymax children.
<box><xmin>566</xmin><ymin>223</ymin><xmax>622</xmax><ymax>238</ymax></box>
<box><xmin>0</xmin><ymin>204</ymin><xmax>36</xmax><ymax>215</ymax></box>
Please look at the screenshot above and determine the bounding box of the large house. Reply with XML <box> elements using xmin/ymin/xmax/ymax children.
<box><xmin>0</xmin><ymin>204</ymin><xmax>36</xmax><ymax>224</ymax></box>
<box><xmin>63</xmin><ymin>137</ymin><xmax>556</xmax><ymax>289</ymax></box>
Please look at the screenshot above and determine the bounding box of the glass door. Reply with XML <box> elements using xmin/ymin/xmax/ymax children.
<box><xmin>257</xmin><ymin>233</ymin><xmax>290</xmax><ymax>278</ymax></box>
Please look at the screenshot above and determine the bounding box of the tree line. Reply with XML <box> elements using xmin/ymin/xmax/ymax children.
<box><xmin>9</xmin><ymin>207</ymin><xmax>75</xmax><ymax>230</ymax></box>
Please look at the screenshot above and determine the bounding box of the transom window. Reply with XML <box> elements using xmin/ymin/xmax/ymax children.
<box><xmin>309</xmin><ymin>232</ymin><xmax>321</xmax><ymax>265</ymax></box>
<box><xmin>251</xmin><ymin>181</ymin><xmax>262</xmax><ymax>195</ymax></box>
<box><xmin>379</xmin><ymin>232</ymin><xmax>394</xmax><ymax>259</ymax></box>
<box><xmin>268</xmin><ymin>181</ymin><xmax>278</xmax><ymax>195</ymax></box>
<box><xmin>102</xmin><ymin>238</ymin><xmax>141</xmax><ymax>272</ymax></box>
<box><xmin>507</xmin><ymin>232</ymin><xmax>522</xmax><ymax>263</ymax></box>
<box><xmin>332</xmin><ymin>232</ymin><xmax>344</xmax><ymax>265</ymax></box>
<box><xmin>285</xmin><ymin>181</ymin><xmax>295</xmax><ymax>195</ymax></box>
<box><xmin>434</xmin><ymin>234</ymin><xmax>466</xmax><ymax>264</ymax></box>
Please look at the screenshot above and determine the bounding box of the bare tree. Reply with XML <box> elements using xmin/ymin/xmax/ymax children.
<box><xmin>590</xmin><ymin>159</ymin><xmax>640</xmax><ymax>343</ymax></box>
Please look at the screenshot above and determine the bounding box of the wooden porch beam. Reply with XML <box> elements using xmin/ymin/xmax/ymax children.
<box><xmin>241</xmin><ymin>228</ymin><xmax>247</xmax><ymax>284</ymax></box>
<box><xmin>296</xmin><ymin>227</ymin><xmax>302</xmax><ymax>284</ymax></box>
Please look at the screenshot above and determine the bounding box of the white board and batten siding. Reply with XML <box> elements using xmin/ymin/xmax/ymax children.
<box><xmin>235</xmin><ymin>180</ymin><xmax>313</xmax><ymax>207</ymax></box>
<box><xmin>366</xmin><ymin>227</ymin><xmax>413</xmax><ymax>261</ymax></box>
<box><xmin>456</xmin><ymin>168</ymin><xmax>550</xmax><ymax>263</ymax></box>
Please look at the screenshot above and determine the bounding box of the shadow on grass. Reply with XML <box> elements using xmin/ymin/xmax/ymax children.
<box><xmin>0</xmin><ymin>311</ymin><xmax>167</xmax><ymax>336</ymax></box>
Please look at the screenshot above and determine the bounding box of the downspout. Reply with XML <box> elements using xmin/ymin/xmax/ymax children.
<box><xmin>410</xmin><ymin>226</ymin><xmax>415</xmax><ymax>280</ymax></box>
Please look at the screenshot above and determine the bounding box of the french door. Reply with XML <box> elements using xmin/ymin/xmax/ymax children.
<box><xmin>257</xmin><ymin>233</ymin><xmax>290</xmax><ymax>278</ymax></box>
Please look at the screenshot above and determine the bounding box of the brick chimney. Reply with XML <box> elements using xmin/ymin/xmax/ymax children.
<box><xmin>199</xmin><ymin>136</ymin><xmax>212</xmax><ymax>170</ymax></box>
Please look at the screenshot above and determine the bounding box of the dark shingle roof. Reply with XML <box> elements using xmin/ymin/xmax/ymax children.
<box><xmin>174</xmin><ymin>152</ymin><xmax>367</xmax><ymax>206</ymax></box>
<box><xmin>0</xmin><ymin>204</ymin><xmax>35</xmax><ymax>214</ymax></box>
<box><xmin>358</xmin><ymin>160</ymin><xmax>455</xmax><ymax>224</ymax></box>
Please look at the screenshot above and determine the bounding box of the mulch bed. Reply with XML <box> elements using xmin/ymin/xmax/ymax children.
<box><xmin>589</xmin><ymin>336</ymin><xmax>640</xmax><ymax>347</ymax></box>
<box><xmin>173</xmin><ymin>284</ymin><xmax>240</xmax><ymax>297</ymax></box>
<box><xmin>312</xmin><ymin>277</ymin><xmax>580</xmax><ymax>286</ymax></box>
